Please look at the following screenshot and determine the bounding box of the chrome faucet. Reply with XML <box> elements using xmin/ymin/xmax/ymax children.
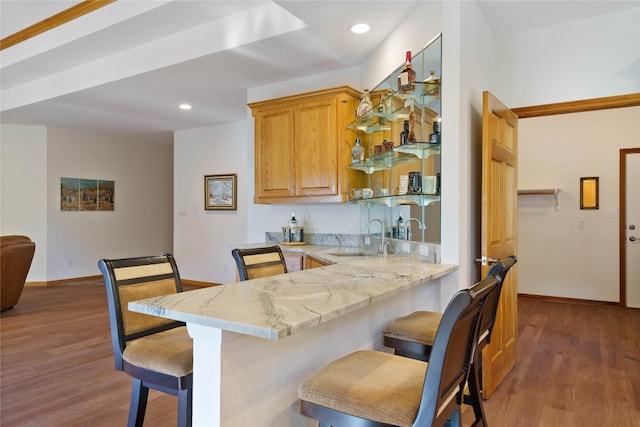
<box><xmin>366</xmin><ymin>218</ymin><xmax>391</xmax><ymax>254</ymax></box>
<box><xmin>407</xmin><ymin>218</ymin><xmax>424</xmax><ymax>240</ymax></box>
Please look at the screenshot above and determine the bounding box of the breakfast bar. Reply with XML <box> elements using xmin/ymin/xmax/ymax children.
<box><xmin>129</xmin><ymin>246</ymin><xmax>457</xmax><ymax>426</ymax></box>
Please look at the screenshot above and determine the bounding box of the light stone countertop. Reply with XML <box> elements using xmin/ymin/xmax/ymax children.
<box><xmin>128</xmin><ymin>245</ymin><xmax>458</xmax><ymax>340</ymax></box>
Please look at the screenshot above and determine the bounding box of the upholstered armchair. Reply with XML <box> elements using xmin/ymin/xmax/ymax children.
<box><xmin>1</xmin><ymin>235</ymin><xmax>36</xmax><ymax>311</ymax></box>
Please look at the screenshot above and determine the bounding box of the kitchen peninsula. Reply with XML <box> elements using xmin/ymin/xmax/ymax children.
<box><xmin>129</xmin><ymin>245</ymin><xmax>457</xmax><ymax>426</ymax></box>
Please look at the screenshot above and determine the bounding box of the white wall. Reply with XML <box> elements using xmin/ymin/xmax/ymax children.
<box><xmin>174</xmin><ymin>121</ymin><xmax>248</xmax><ymax>285</ymax></box>
<box><xmin>446</xmin><ymin>0</ymin><xmax>498</xmax><ymax>285</ymax></box>
<box><xmin>493</xmin><ymin>6</ymin><xmax>640</xmax><ymax>302</ymax></box>
<box><xmin>1</xmin><ymin>125</ymin><xmax>173</xmax><ymax>281</ymax></box>
<box><xmin>45</xmin><ymin>127</ymin><xmax>174</xmax><ymax>280</ymax></box>
<box><xmin>518</xmin><ymin>106</ymin><xmax>640</xmax><ymax>302</ymax></box>
<box><xmin>0</xmin><ymin>125</ymin><xmax>48</xmax><ymax>281</ymax></box>
<box><xmin>495</xmin><ymin>7</ymin><xmax>640</xmax><ymax>107</ymax></box>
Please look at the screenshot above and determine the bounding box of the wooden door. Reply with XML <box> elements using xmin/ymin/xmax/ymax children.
<box><xmin>254</xmin><ymin>106</ymin><xmax>295</xmax><ymax>200</ymax></box>
<box><xmin>295</xmin><ymin>97</ymin><xmax>338</xmax><ymax>197</ymax></box>
<box><xmin>480</xmin><ymin>91</ymin><xmax>518</xmax><ymax>398</ymax></box>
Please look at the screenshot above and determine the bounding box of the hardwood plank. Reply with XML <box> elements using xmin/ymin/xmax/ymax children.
<box><xmin>2</xmin><ymin>281</ymin><xmax>639</xmax><ymax>426</ymax></box>
<box><xmin>0</xmin><ymin>280</ymin><xmax>179</xmax><ymax>426</ymax></box>
<box><xmin>477</xmin><ymin>298</ymin><xmax>640</xmax><ymax>427</ymax></box>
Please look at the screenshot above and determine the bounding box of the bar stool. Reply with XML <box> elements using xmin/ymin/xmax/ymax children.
<box><xmin>383</xmin><ymin>256</ymin><xmax>517</xmax><ymax>427</ymax></box>
<box><xmin>299</xmin><ymin>276</ymin><xmax>500</xmax><ymax>427</ymax></box>
<box><xmin>231</xmin><ymin>246</ymin><xmax>288</xmax><ymax>281</ymax></box>
<box><xmin>99</xmin><ymin>254</ymin><xmax>193</xmax><ymax>427</ymax></box>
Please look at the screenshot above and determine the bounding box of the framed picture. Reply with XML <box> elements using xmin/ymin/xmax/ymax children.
<box><xmin>580</xmin><ymin>176</ymin><xmax>599</xmax><ymax>210</ymax></box>
<box><xmin>205</xmin><ymin>174</ymin><xmax>237</xmax><ymax>210</ymax></box>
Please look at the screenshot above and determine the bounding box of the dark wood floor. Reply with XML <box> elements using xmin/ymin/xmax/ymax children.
<box><xmin>1</xmin><ymin>281</ymin><xmax>639</xmax><ymax>426</ymax></box>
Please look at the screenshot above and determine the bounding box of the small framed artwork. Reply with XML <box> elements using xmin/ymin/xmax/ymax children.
<box><xmin>205</xmin><ymin>174</ymin><xmax>237</xmax><ymax>210</ymax></box>
<box><xmin>580</xmin><ymin>177</ymin><xmax>599</xmax><ymax>210</ymax></box>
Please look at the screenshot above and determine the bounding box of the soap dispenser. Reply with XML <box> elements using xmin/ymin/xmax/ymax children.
<box><xmin>289</xmin><ymin>211</ymin><xmax>297</xmax><ymax>228</ymax></box>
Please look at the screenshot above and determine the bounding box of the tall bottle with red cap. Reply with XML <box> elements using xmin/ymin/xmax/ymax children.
<box><xmin>397</xmin><ymin>51</ymin><xmax>416</xmax><ymax>94</ymax></box>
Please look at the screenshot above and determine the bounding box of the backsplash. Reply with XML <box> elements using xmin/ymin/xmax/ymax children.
<box><xmin>265</xmin><ymin>232</ymin><xmax>440</xmax><ymax>263</ymax></box>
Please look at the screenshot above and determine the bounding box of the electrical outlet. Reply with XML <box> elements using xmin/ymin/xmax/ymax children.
<box><xmin>402</xmin><ymin>242</ymin><xmax>410</xmax><ymax>253</ymax></box>
<box><xmin>364</xmin><ymin>236</ymin><xmax>370</xmax><ymax>245</ymax></box>
<box><xmin>578</xmin><ymin>220</ymin><xmax>585</xmax><ymax>230</ymax></box>
<box><xmin>67</xmin><ymin>259</ymin><xmax>72</xmax><ymax>267</ymax></box>
<box><xmin>419</xmin><ymin>245</ymin><xmax>429</xmax><ymax>256</ymax></box>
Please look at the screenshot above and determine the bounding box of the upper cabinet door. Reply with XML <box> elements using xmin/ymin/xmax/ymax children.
<box><xmin>294</xmin><ymin>97</ymin><xmax>337</xmax><ymax>197</ymax></box>
<box><xmin>254</xmin><ymin>105</ymin><xmax>295</xmax><ymax>201</ymax></box>
<box><xmin>250</xmin><ymin>86</ymin><xmax>360</xmax><ymax>204</ymax></box>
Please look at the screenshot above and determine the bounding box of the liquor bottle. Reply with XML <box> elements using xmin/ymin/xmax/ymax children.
<box><xmin>356</xmin><ymin>88</ymin><xmax>373</xmax><ymax>119</ymax></box>
<box><xmin>400</xmin><ymin>120</ymin><xmax>410</xmax><ymax>145</ymax></box>
<box><xmin>423</xmin><ymin>69</ymin><xmax>441</xmax><ymax>96</ymax></box>
<box><xmin>351</xmin><ymin>138</ymin><xmax>364</xmax><ymax>163</ymax></box>
<box><xmin>289</xmin><ymin>211</ymin><xmax>297</xmax><ymax>228</ymax></box>
<box><xmin>408</xmin><ymin>97</ymin><xmax>417</xmax><ymax>143</ymax></box>
<box><xmin>429</xmin><ymin>118</ymin><xmax>441</xmax><ymax>144</ymax></box>
<box><xmin>397</xmin><ymin>214</ymin><xmax>406</xmax><ymax>240</ymax></box>
<box><xmin>397</xmin><ymin>51</ymin><xmax>416</xmax><ymax>94</ymax></box>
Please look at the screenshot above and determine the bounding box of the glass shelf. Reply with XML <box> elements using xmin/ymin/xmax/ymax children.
<box><xmin>347</xmin><ymin>152</ymin><xmax>393</xmax><ymax>173</ymax></box>
<box><xmin>393</xmin><ymin>142</ymin><xmax>440</xmax><ymax>159</ymax></box>
<box><xmin>348</xmin><ymin>150</ymin><xmax>426</xmax><ymax>174</ymax></box>
<box><xmin>347</xmin><ymin>89</ymin><xmax>440</xmax><ymax>134</ymax></box>
<box><xmin>350</xmin><ymin>193</ymin><xmax>440</xmax><ymax>207</ymax></box>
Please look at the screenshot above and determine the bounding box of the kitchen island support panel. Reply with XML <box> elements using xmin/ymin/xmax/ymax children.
<box><xmin>188</xmin><ymin>281</ymin><xmax>443</xmax><ymax>426</ymax></box>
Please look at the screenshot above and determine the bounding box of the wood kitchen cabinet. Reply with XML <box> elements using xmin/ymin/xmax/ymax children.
<box><xmin>249</xmin><ymin>86</ymin><xmax>362</xmax><ymax>204</ymax></box>
<box><xmin>304</xmin><ymin>255</ymin><xmax>329</xmax><ymax>269</ymax></box>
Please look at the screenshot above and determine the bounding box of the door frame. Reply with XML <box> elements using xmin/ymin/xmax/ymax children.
<box><xmin>513</xmin><ymin>92</ymin><xmax>640</xmax><ymax>308</ymax></box>
<box><xmin>620</xmin><ymin>148</ymin><xmax>640</xmax><ymax>307</ymax></box>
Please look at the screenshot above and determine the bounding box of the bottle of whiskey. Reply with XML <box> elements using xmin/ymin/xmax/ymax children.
<box><xmin>400</xmin><ymin>120</ymin><xmax>410</xmax><ymax>145</ymax></box>
<box><xmin>356</xmin><ymin>88</ymin><xmax>373</xmax><ymax>119</ymax></box>
<box><xmin>351</xmin><ymin>138</ymin><xmax>364</xmax><ymax>163</ymax></box>
<box><xmin>423</xmin><ymin>69</ymin><xmax>441</xmax><ymax>96</ymax></box>
<box><xmin>397</xmin><ymin>51</ymin><xmax>416</xmax><ymax>94</ymax></box>
<box><xmin>429</xmin><ymin>118</ymin><xmax>441</xmax><ymax>144</ymax></box>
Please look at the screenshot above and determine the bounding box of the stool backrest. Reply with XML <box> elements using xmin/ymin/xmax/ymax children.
<box><xmin>98</xmin><ymin>254</ymin><xmax>185</xmax><ymax>370</ymax></box>
<box><xmin>415</xmin><ymin>276</ymin><xmax>499</xmax><ymax>426</ymax></box>
<box><xmin>232</xmin><ymin>246</ymin><xmax>288</xmax><ymax>281</ymax></box>
<box><xmin>480</xmin><ymin>256</ymin><xmax>517</xmax><ymax>347</ymax></box>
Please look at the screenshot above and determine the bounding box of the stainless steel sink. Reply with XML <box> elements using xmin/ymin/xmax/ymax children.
<box><xmin>326</xmin><ymin>251</ymin><xmax>378</xmax><ymax>257</ymax></box>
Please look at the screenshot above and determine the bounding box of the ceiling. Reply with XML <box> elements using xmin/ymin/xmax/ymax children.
<box><xmin>1</xmin><ymin>0</ymin><xmax>637</xmax><ymax>145</ymax></box>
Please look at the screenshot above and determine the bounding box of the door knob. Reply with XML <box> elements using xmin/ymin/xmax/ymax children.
<box><xmin>630</xmin><ymin>236</ymin><xmax>638</xmax><ymax>242</ymax></box>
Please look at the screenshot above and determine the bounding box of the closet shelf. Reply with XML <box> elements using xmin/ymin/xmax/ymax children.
<box><xmin>518</xmin><ymin>189</ymin><xmax>561</xmax><ymax>211</ymax></box>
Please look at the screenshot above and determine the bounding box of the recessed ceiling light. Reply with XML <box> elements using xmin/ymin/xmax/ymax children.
<box><xmin>350</xmin><ymin>23</ymin><xmax>370</xmax><ymax>34</ymax></box>
<box><xmin>179</xmin><ymin>103</ymin><xmax>192</xmax><ymax>110</ymax></box>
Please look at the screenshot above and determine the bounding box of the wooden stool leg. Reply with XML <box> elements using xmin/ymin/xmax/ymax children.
<box><xmin>128</xmin><ymin>379</ymin><xmax>148</xmax><ymax>427</ymax></box>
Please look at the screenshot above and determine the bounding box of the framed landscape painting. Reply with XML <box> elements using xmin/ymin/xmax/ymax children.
<box><xmin>205</xmin><ymin>174</ymin><xmax>237</xmax><ymax>210</ymax></box>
